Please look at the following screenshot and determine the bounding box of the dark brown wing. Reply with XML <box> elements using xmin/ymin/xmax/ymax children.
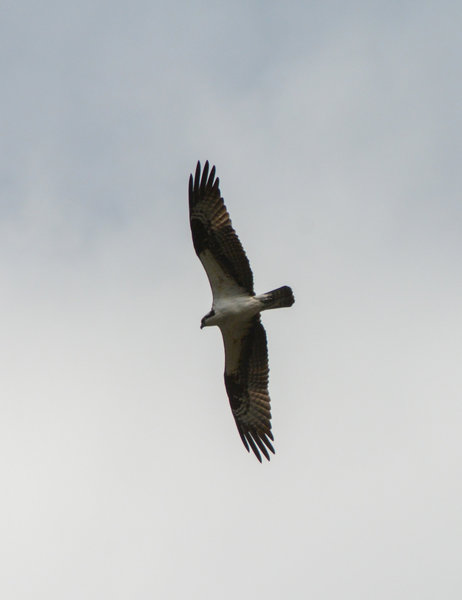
<box><xmin>189</xmin><ymin>160</ymin><xmax>254</xmax><ymax>296</ymax></box>
<box><xmin>222</xmin><ymin>316</ymin><xmax>274</xmax><ymax>462</ymax></box>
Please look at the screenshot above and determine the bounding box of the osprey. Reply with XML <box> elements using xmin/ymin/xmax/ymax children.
<box><xmin>189</xmin><ymin>161</ymin><xmax>295</xmax><ymax>462</ymax></box>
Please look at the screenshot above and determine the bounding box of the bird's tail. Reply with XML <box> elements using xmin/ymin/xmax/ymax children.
<box><xmin>257</xmin><ymin>286</ymin><xmax>295</xmax><ymax>310</ymax></box>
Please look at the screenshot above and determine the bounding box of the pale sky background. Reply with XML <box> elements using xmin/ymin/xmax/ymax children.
<box><xmin>1</xmin><ymin>1</ymin><xmax>461</xmax><ymax>598</ymax></box>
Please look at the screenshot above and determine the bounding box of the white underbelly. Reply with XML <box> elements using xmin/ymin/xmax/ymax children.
<box><xmin>210</xmin><ymin>295</ymin><xmax>260</xmax><ymax>326</ymax></box>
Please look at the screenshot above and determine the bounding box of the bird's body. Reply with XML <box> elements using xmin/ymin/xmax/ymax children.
<box><xmin>189</xmin><ymin>161</ymin><xmax>294</xmax><ymax>462</ymax></box>
<box><xmin>204</xmin><ymin>294</ymin><xmax>261</xmax><ymax>328</ymax></box>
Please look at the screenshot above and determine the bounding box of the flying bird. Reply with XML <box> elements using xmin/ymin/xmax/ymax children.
<box><xmin>189</xmin><ymin>161</ymin><xmax>295</xmax><ymax>462</ymax></box>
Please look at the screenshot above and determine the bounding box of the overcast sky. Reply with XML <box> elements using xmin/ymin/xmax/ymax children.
<box><xmin>1</xmin><ymin>1</ymin><xmax>461</xmax><ymax>598</ymax></box>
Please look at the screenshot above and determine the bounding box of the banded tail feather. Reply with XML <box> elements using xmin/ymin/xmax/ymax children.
<box><xmin>258</xmin><ymin>285</ymin><xmax>295</xmax><ymax>310</ymax></box>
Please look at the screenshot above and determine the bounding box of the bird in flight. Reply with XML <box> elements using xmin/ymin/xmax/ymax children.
<box><xmin>189</xmin><ymin>161</ymin><xmax>295</xmax><ymax>462</ymax></box>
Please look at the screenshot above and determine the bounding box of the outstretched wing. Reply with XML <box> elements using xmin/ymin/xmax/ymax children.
<box><xmin>189</xmin><ymin>160</ymin><xmax>254</xmax><ymax>298</ymax></box>
<box><xmin>221</xmin><ymin>316</ymin><xmax>274</xmax><ymax>462</ymax></box>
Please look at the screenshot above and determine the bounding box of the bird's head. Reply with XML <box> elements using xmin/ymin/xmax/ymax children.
<box><xmin>200</xmin><ymin>309</ymin><xmax>215</xmax><ymax>329</ymax></box>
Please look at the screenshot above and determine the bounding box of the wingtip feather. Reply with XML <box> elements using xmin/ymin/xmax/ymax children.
<box><xmin>246</xmin><ymin>434</ymin><xmax>263</xmax><ymax>463</ymax></box>
<box><xmin>209</xmin><ymin>165</ymin><xmax>216</xmax><ymax>187</ymax></box>
<box><xmin>194</xmin><ymin>161</ymin><xmax>201</xmax><ymax>190</ymax></box>
<box><xmin>261</xmin><ymin>433</ymin><xmax>275</xmax><ymax>455</ymax></box>
<box><xmin>237</xmin><ymin>426</ymin><xmax>274</xmax><ymax>463</ymax></box>
<box><xmin>200</xmin><ymin>161</ymin><xmax>209</xmax><ymax>189</ymax></box>
<box><xmin>251</xmin><ymin>432</ymin><xmax>271</xmax><ymax>461</ymax></box>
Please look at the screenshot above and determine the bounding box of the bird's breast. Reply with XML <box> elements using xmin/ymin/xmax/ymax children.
<box><xmin>213</xmin><ymin>295</ymin><xmax>261</xmax><ymax>324</ymax></box>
